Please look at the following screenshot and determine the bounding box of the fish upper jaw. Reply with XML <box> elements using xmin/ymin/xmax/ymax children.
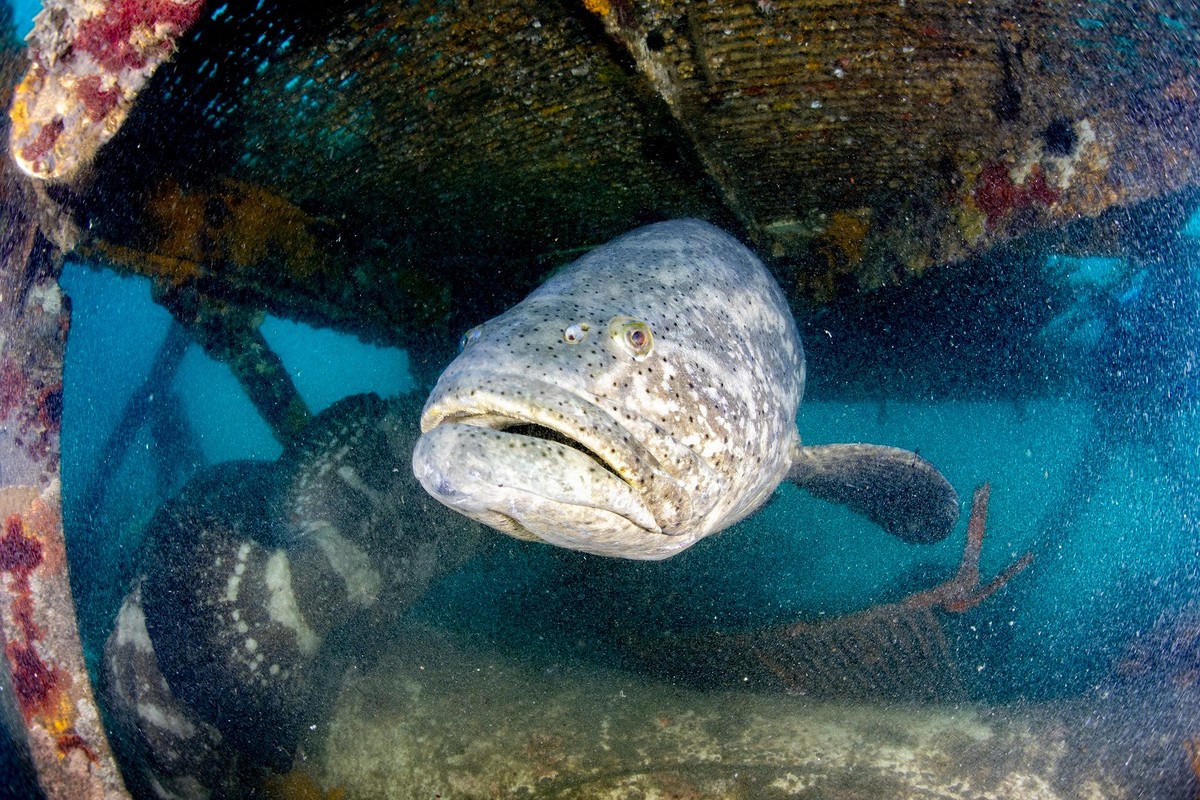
<box><xmin>415</xmin><ymin>376</ymin><xmax>698</xmax><ymax>553</ymax></box>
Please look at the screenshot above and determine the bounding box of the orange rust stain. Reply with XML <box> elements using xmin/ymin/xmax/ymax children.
<box><xmin>820</xmin><ymin>210</ymin><xmax>870</xmax><ymax>268</ymax></box>
<box><xmin>82</xmin><ymin>241</ymin><xmax>205</xmax><ymax>286</ymax></box>
<box><xmin>263</xmin><ymin>768</ymin><xmax>346</xmax><ymax>800</ymax></box>
<box><xmin>1164</xmin><ymin>76</ymin><xmax>1198</xmax><ymax>105</ymax></box>
<box><xmin>99</xmin><ymin>178</ymin><xmax>329</xmax><ymax>287</ymax></box>
<box><xmin>1185</xmin><ymin>736</ymin><xmax>1200</xmax><ymax>791</ymax></box>
<box><xmin>812</xmin><ymin>209</ymin><xmax>873</xmax><ymax>297</ymax></box>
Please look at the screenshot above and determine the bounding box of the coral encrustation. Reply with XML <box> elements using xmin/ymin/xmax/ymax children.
<box><xmin>9</xmin><ymin>0</ymin><xmax>206</xmax><ymax>180</ymax></box>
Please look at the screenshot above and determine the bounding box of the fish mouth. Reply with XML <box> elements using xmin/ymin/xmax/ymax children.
<box><xmin>433</xmin><ymin>414</ymin><xmax>641</xmax><ymax>491</ymax></box>
<box><xmin>415</xmin><ymin>377</ymin><xmax>694</xmax><ymax>553</ymax></box>
<box><xmin>484</xmin><ymin>421</ymin><xmax>625</xmax><ymax>479</ymax></box>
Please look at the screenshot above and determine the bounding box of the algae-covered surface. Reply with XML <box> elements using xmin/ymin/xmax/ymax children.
<box><xmin>315</xmin><ymin>622</ymin><xmax>1188</xmax><ymax>799</ymax></box>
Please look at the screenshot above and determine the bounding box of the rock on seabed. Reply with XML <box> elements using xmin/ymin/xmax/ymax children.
<box><xmin>315</xmin><ymin>623</ymin><xmax>1181</xmax><ymax>799</ymax></box>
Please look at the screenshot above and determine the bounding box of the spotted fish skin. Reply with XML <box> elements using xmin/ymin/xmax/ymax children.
<box><xmin>104</xmin><ymin>460</ymin><xmax>304</xmax><ymax>796</ymax></box>
<box><xmin>276</xmin><ymin>393</ymin><xmax>480</xmax><ymax>617</ymax></box>
<box><xmin>104</xmin><ymin>579</ymin><xmax>236</xmax><ymax>800</ymax></box>
<box><xmin>415</xmin><ymin>219</ymin><xmax>957</xmax><ymax>559</ymax></box>
<box><xmin>416</xmin><ymin>219</ymin><xmax>802</xmax><ymax>558</ymax></box>
<box><xmin>102</xmin><ymin>393</ymin><xmax>482</xmax><ymax>797</ymax></box>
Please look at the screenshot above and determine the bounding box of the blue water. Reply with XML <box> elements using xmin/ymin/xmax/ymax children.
<box><xmin>17</xmin><ymin>193</ymin><xmax>1191</xmax><ymax>800</ymax></box>
<box><xmin>8</xmin><ymin>0</ymin><xmax>35</xmax><ymax>38</ymax></box>
<box><xmin>54</xmin><ymin>204</ymin><xmax>1200</xmax><ymax>712</ymax></box>
<box><xmin>0</xmin><ymin>0</ymin><xmax>1192</xmax><ymax>789</ymax></box>
<box><xmin>59</xmin><ymin>261</ymin><xmax>412</xmax><ymax>661</ymax></box>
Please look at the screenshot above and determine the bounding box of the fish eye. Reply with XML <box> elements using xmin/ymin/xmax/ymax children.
<box><xmin>459</xmin><ymin>325</ymin><xmax>483</xmax><ymax>352</ymax></box>
<box><xmin>563</xmin><ymin>322</ymin><xmax>590</xmax><ymax>344</ymax></box>
<box><xmin>610</xmin><ymin>316</ymin><xmax>654</xmax><ymax>360</ymax></box>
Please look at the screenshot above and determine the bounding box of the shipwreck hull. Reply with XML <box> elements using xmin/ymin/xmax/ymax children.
<box><xmin>315</xmin><ymin>621</ymin><xmax>1196</xmax><ymax>800</ymax></box>
<box><xmin>9</xmin><ymin>0</ymin><xmax>1200</xmax><ymax>359</ymax></box>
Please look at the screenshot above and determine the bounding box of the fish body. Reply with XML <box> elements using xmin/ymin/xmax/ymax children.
<box><xmin>414</xmin><ymin>220</ymin><xmax>958</xmax><ymax>559</ymax></box>
<box><xmin>103</xmin><ymin>393</ymin><xmax>482</xmax><ymax>797</ymax></box>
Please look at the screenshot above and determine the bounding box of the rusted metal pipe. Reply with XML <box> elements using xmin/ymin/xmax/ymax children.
<box><xmin>0</xmin><ymin>191</ymin><xmax>129</xmax><ymax>798</ymax></box>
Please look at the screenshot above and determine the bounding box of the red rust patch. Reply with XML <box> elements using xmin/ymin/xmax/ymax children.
<box><xmin>1023</xmin><ymin>166</ymin><xmax>1060</xmax><ymax>207</ymax></box>
<box><xmin>56</xmin><ymin>730</ymin><xmax>100</xmax><ymax>764</ymax></box>
<box><xmin>76</xmin><ymin>75</ymin><xmax>123</xmax><ymax>122</ymax></box>
<box><xmin>11</xmin><ymin>592</ymin><xmax>42</xmax><ymax>643</ymax></box>
<box><xmin>35</xmin><ymin>384</ymin><xmax>62</xmax><ymax>435</ymax></box>
<box><xmin>0</xmin><ymin>514</ymin><xmax>42</xmax><ymax>584</ymax></box>
<box><xmin>75</xmin><ymin>0</ymin><xmax>207</xmax><ymax>73</ymax></box>
<box><xmin>6</xmin><ymin>639</ymin><xmax>65</xmax><ymax>720</ymax></box>
<box><xmin>973</xmin><ymin>161</ymin><xmax>1060</xmax><ymax>227</ymax></box>
<box><xmin>17</xmin><ymin>118</ymin><xmax>64</xmax><ymax>169</ymax></box>
<box><xmin>0</xmin><ymin>512</ymin><xmax>66</xmax><ymax>722</ymax></box>
<box><xmin>0</xmin><ymin>360</ymin><xmax>28</xmax><ymax>420</ymax></box>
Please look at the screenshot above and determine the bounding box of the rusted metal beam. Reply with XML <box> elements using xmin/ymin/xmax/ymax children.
<box><xmin>159</xmin><ymin>287</ymin><xmax>312</xmax><ymax>443</ymax></box>
<box><xmin>75</xmin><ymin>321</ymin><xmax>192</xmax><ymax>518</ymax></box>
<box><xmin>577</xmin><ymin>0</ymin><xmax>758</xmax><ymax>235</ymax></box>
<box><xmin>0</xmin><ymin>187</ymin><xmax>130</xmax><ymax>797</ymax></box>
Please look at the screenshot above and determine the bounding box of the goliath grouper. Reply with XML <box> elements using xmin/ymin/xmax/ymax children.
<box><xmin>414</xmin><ymin>219</ymin><xmax>960</xmax><ymax>559</ymax></box>
<box><xmin>102</xmin><ymin>393</ymin><xmax>482</xmax><ymax>797</ymax></box>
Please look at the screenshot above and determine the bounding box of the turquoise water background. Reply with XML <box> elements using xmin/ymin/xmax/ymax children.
<box><xmin>2</xmin><ymin>0</ymin><xmax>1192</xmax><ymax>710</ymax></box>
<box><xmin>58</xmin><ymin>211</ymin><xmax>1200</xmax><ymax>706</ymax></box>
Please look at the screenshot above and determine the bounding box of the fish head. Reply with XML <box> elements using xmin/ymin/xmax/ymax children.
<box><xmin>413</xmin><ymin>220</ymin><xmax>804</xmax><ymax>559</ymax></box>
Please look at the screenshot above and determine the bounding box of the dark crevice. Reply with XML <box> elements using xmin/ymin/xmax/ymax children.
<box><xmin>500</xmin><ymin>422</ymin><xmax>623</xmax><ymax>479</ymax></box>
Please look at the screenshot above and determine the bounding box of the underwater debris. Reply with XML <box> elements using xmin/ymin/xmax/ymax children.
<box><xmin>653</xmin><ymin>484</ymin><xmax>1032</xmax><ymax>700</ymax></box>
<box><xmin>320</xmin><ymin>616</ymin><xmax>1166</xmax><ymax>798</ymax></box>
<box><xmin>743</xmin><ymin>484</ymin><xmax>1031</xmax><ymax>698</ymax></box>
<box><xmin>12</xmin><ymin>0</ymin><xmax>1194</xmax><ymax>361</ymax></box>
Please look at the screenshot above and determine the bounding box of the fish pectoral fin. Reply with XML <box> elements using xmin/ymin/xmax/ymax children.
<box><xmin>788</xmin><ymin>443</ymin><xmax>959</xmax><ymax>544</ymax></box>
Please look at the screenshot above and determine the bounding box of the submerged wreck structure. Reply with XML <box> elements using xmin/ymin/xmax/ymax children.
<box><xmin>0</xmin><ymin>0</ymin><xmax>1198</xmax><ymax>797</ymax></box>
